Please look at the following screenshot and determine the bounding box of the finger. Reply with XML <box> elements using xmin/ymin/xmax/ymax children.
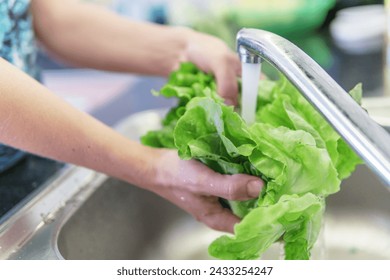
<box><xmin>174</xmin><ymin>193</ymin><xmax>240</xmax><ymax>233</ymax></box>
<box><xmin>215</xmin><ymin>68</ymin><xmax>238</xmax><ymax>106</ymax></box>
<box><xmin>197</xmin><ymin>173</ymin><xmax>264</xmax><ymax>201</ymax></box>
<box><xmin>198</xmin><ymin>203</ymin><xmax>240</xmax><ymax>233</ymax></box>
<box><xmin>234</xmin><ymin>57</ymin><xmax>242</xmax><ymax>77</ymax></box>
<box><xmin>214</xmin><ymin>55</ymin><xmax>241</xmax><ymax>106</ymax></box>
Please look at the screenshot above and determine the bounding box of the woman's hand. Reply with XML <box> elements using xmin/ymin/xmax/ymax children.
<box><xmin>146</xmin><ymin>149</ymin><xmax>263</xmax><ymax>233</ymax></box>
<box><xmin>181</xmin><ymin>29</ymin><xmax>241</xmax><ymax>106</ymax></box>
<box><xmin>32</xmin><ymin>0</ymin><xmax>241</xmax><ymax>105</ymax></box>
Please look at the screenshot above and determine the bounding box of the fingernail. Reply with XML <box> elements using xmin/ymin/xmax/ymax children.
<box><xmin>247</xmin><ymin>180</ymin><xmax>263</xmax><ymax>197</ymax></box>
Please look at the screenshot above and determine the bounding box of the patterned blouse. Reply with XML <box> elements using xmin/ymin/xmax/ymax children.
<box><xmin>0</xmin><ymin>0</ymin><xmax>40</xmax><ymax>79</ymax></box>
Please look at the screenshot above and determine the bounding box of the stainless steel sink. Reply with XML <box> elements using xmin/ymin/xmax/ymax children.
<box><xmin>1</xmin><ymin>109</ymin><xmax>389</xmax><ymax>260</ymax></box>
<box><xmin>56</xmin><ymin>166</ymin><xmax>390</xmax><ymax>260</ymax></box>
<box><xmin>57</xmin><ymin>178</ymin><xmax>189</xmax><ymax>260</ymax></box>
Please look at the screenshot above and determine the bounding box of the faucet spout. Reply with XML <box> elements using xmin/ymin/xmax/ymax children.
<box><xmin>238</xmin><ymin>45</ymin><xmax>262</xmax><ymax>64</ymax></box>
<box><xmin>237</xmin><ymin>28</ymin><xmax>390</xmax><ymax>187</ymax></box>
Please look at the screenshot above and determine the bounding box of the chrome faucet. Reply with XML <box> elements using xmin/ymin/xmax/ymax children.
<box><xmin>237</xmin><ymin>28</ymin><xmax>390</xmax><ymax>187</ymax></box>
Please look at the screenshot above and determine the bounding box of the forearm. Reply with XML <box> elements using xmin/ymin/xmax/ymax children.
<box><xmin>32</xmin><ymin>0</ymin><xmax>189</xmax><ymax>76</ymax></box>
<box><xmin>0</xmin><ymin>58</ymin><xmax>158</xmax><ymax>187</ymax></box>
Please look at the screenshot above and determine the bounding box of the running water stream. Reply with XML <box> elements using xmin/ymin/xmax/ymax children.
<box><xmin>241</xmin><ymin>61</ymin><xmax>261</xmax><ymax>124</ymax></box>
<box><xmin>243</xmin><ymin>61</ymin><xmax>291</xmax><ymax>257</ymax></box>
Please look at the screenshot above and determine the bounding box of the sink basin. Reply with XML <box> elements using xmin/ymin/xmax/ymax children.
<box><xmin>56</xmin><ymin>166</ymin><xmax>390</xmax><ymax>260</ymax></box>
<box><xmin>57</xmin><ymin>110</ymin><xmax>390</xmax><ymax>260</ymax></box>
<box><xmin>1</xmin><ymin>109</ymin><xmax>389</xmax><ymax>260</ymax></box>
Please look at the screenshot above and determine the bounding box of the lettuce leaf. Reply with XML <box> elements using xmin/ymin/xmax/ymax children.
<box><xmin>141</xmin><ymin>62</ymin><xmax>362</xmax><ymax>260</ymax></box>
<box><xmin>209</xmin><ymin>193</ymin><xmax>325</xmax><ymax>260</ymax></box>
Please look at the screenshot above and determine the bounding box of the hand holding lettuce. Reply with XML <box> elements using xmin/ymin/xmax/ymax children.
<box><xmin>141</xmin><ymin>63</ymin><xmax>362</xmax><ymax>260</ymax></box>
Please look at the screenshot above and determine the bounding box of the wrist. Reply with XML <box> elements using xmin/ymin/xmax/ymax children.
<box><xmin>114</xmin><ymin>143</ymin><xmax>165</xmax><ymax>190</ymax></box>
<box><xmin>167</xmin><ymin>26</ymin><xmax>200</xmax><ymax>72</ymax></box>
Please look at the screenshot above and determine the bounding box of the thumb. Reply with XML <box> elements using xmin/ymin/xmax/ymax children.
<box><xmin>198</xmin><ymin>173</ymin><xmax>264</xmax><ymax>201</ymax></box>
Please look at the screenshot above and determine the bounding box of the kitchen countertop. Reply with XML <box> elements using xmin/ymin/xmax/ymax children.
<box><xmin>0</xmin><ymin>155</ymin><xmax>64</xmax><ymax>222</ymax></box>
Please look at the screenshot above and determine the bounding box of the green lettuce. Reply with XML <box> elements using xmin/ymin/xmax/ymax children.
<box><xmin>141</xmin><ymin>62</ymin><xmax>362</xmax><ymax>260</ymax></box>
